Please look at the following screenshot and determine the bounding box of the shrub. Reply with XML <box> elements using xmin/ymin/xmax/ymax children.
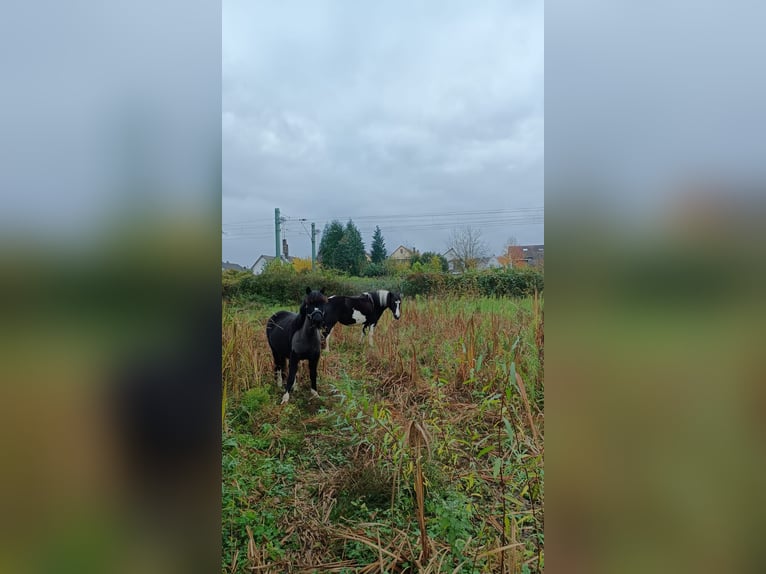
<box><xmin>360</xmin><ymin>262</ymin><xmax>386</xmax><ymax>277</ymax></box>
<box><xmin>223</xmin><ymin>265</ymin><xmax>358</xmax><ymax>304</ymax></box>
<box><xmin>224</xmin><ymin>265</ymin><xmax>542</xmax><ymax>303</ymax></box>
<box><xmin>222</xmin><ymin>269</ymin><xmax>255</xmax><ymax>299</ymax></box>
<box><xmin>401</xmin><ymin>268</ymin><xmax>543</xmax><ymax>298</ymax></box>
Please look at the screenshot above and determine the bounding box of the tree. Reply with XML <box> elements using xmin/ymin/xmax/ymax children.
<box><xmin>506</xmin><ymin>246</ymin><xmax>528</xmax><ymax>268</ymax></box>
<box><xmin>291</xmin><ymin>257</ymin><xmax>313</xmax><ymax>273</ymax></box>
<box><xmin>497</xmin><ymin>236</ymin><xmax>518</xmax><ymax>268</ymax></box>
<box><xmin>339</xmin><ymin>220</ymin><xmax>366</xmax><ymax>275</ymax></box>
<box><xmin>416</xmin><ymin>251</ymin><xmax>449</xmax><ymax>273</ymax></box>
<box><xmin>370</xmin><ymin>226</ymin><xmax>387</xmax><ymax>263</ymax></box>
<box><xmin>361</xmin><ymin>262</ymin><xmax>386</xmax><ymax>277</ymax></box>
<box><xmin>318</xmin><ymin>219</ymin><xmax>366</xmax><ymax>275</ymax></box>
<box><xmin>318</xmin><ymin>220</ymin><xmax>345</xmax><ymax>269</ymax></box>
<box><xmin>446</xmin><ymin>226</ymin><xmax>489</xmax><ymax>271</ymax></box>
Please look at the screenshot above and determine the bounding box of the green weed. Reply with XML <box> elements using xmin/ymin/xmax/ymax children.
<box><xmin>222</xmin><ymin>294</ymin><xmax>544</xmax><ymax>573</ymax></box>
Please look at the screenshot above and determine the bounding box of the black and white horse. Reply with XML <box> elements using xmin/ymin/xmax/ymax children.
<box><xmin>322</xmin><ymin>289</ymin><xmax>402</xmax><ymax>350</ymax></box>
<box><xmin>266</xmin><ymin>287</ymin><xmax>328</xmax><ymax>404</ymax></box>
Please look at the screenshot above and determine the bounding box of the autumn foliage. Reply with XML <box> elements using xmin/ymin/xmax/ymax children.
<box><xmin>291</xmin><ymin>257</ymin><xmax>313</xmax><ymax>273</ymax></box>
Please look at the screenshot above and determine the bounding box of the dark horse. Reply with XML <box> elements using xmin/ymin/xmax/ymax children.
<box><xmin>322</xmin><ymin>289</ymin><xmax>402</xmax><ymax>350</ymax></box>
<box><xmin>266</xmin><ymin>287</ymin><xmax>328</xmax><ymax>404</ymax></box>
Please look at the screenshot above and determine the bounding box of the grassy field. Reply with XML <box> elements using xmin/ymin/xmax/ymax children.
<box><xmin>222</xmin><ymin>294</ymin><xmax>544</xmax><ymax>573</ymax></box>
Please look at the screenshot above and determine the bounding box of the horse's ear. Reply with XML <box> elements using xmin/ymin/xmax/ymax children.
<box><xmin>305</xmin><ymin>286</ymin><xmax>311</xmax><ymax>295</ymax></box>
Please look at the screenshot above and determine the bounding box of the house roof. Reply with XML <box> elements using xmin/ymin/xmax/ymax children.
<box><xmin>476</xmin><ymin>255</ymin><xmax>503</xmax><ymax>269</ymax></box>
<box><xmin>222</xmin><ymin>261</ymin><xmax>247</xmax><ymax>271</ymax></box>
<box><xmin>504</xmin><ymin>244</ymin><xmax>544</xmax><ymax>266</ymax></box>
<box><xmin>389</xmin><ymin>245</ymin><xmax>418</xmax><ymax>260</ymax></box>
<box><xmin>441</xmin><ymin>248</ymin><xmax>459</xmax><ymax>260</ymax></box>
<box><xmin>251</xmin><ymin>254</ymin><xmax>294</xmax><ymax>268</ymax></box>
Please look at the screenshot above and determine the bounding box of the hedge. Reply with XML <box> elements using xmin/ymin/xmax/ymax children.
<box><xmin>401</xmin><ymin>268</ymin><xmax>543</xmax><ymax>298</ymax></box>
<box><xmin>223</xmin><ymin>265</ymin><xmax>543</xmax><ymax>304</ymax></box>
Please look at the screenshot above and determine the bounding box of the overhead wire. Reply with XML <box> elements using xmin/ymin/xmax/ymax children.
<box><xmin>223</xmin><ymin>207</ymin><xmax>543</xmax><ymax>239</ymax></box>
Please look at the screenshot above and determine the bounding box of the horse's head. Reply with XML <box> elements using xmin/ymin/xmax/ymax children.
<box><xmin>301</xmin><ymin>286</ymin><xmax>328</xmax><ymax>328</ymax></box>
<box><xmin>389</xmin><ymin>292</ymin><xmax>402</xmax><ymax>320</ymax></box>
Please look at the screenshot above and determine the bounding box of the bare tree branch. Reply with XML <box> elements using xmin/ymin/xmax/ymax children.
<box><xmin>447</xmin><ymin>226</ymin><xmax>489</xmax><ymax>271</ymax></box>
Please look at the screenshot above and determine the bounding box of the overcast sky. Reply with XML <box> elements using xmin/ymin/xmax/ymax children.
<box><xmin>223</xmin><ymin>0</ymin><xmax>543</xmax><ymax>265</ymax></box>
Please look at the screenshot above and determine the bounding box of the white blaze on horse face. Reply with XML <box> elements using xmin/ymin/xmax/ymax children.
<box><xmin>351</xmin><ymin>309</ymin><xmax>366</xmax><ymax>324</ymax></box>
<box><xmin>394</xmin><ymin>300</ymin><xmax>401</xmax><ymax>319</ymax></box>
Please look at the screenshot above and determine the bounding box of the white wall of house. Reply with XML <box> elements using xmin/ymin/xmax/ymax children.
<box><xmin>251</xmin><ymin>257</ymin><xmax>271</xmax><ymax>275</ymax></box>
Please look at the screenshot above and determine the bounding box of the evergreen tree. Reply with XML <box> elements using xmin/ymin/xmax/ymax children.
<box><xmin>317</xmin><ymin>219</ymin><xmax>366</xmax><ymax>275</ymax></box>
<box><xmin>370</xmin><ymin>226</ymin><xmax>387</xmax><ymax>263</ymax></box>
<box><xmin>317</xmin><ymin>220</ymin><xmax>344</xmax><ymax>269</ymax></box>
<box><xmin>337</xmin><ymin>220</ymin><xmax>366</xmax><ymax>275</ymax></box>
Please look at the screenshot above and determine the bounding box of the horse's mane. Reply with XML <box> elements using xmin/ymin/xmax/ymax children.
<box><xmin>296</xmin><ymin>289</ymin><xmax>328</xmax><ymax>328</ymax></box>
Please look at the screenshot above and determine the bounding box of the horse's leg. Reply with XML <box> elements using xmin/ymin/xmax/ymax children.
<box><xmin>282</xmin><ymin>354</ymin><xmax>299</xmax><ymax>404</ymax></box>
<box><xmin>308</xmin><ymin>357</ymin><xmax>320</xmax><ymax>399</ymax></box>
<box><xmin>274</xmin><ymin>353</ymin><xmax>287</xmax><ymax>386</ymax></box>
<box><xmin>360</xmin><ymin>324</ymin><xmax>367</xmax><ymax>343</ymax></box>
<box><xmin>322</xmin><ymin>326</ymin><xmax>331</xmax><ymax>352</ymax></box>
<box><xmin>368</xmin><ymin>324</ymin><xmax>375</xmax><ymax>347</ymax></box>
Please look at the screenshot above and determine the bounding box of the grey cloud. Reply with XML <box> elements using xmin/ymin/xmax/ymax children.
<box><xmin>223</xmin><ymin>0</ymin><xmax>543</xmax><ymax>264</ymax></box>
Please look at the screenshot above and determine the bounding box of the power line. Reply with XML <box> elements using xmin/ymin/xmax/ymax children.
<box><xmin>223</xmin><ymin>220</ymin><xmax>543</xmax><ymax>239</ymax></box>
<box><xmin>223</xmin><ymin>207</ymin><xmax>542</xmax><ymax>228</ymax></box>
<box><xmin>224</xmin><ymin>213</ymin><xmax>542</xmax><ymax>236</ymax></box>
<box><xmin>225</xmin><ymin>220</ymin><xmax>543</xmax><ymax>238</ymax></box>
<box><xmin>222</xmin><ymin>207</ymin><xmax>543</xmax><ymax>246</ymax></box>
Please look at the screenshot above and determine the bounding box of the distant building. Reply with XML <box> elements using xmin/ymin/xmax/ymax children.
<box><xmin>250</xmin><ymin>239</ymin><xmax>296</xmax><ymax>274</ymax></box>
<box><xmin>389</xmin><ymin>245</ymin><xmax>418</xmax><ymax>263</ymax></box>
<box><xmin>477</xmin><ymin>255</ymin><xmax>503</xmax><ymax>270</ymax></box>
<box><xmin>441</xmin><ymin>248</ymin><xmax>462</xmax><ymax>273</ymax></box>
<box><xmin>251</xmin><ymin>254</ymin><xmax>294</xmax><ymax>275</ymax></box>
<box><xmin>502</xmin><ymin>245</ymin><xmax>544</xmax><ymax>268</ymax></box>
<box><xmin>222</xmin><ymin>261</ymin><xmax>247</xmax><ymax>272</ymax></box>
<box><xmin>441</xmin><ymin>249</ymin><xmax>502</xmax><ymax>272</ymax></box>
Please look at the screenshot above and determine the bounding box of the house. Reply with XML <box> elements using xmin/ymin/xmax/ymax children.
<box><xmin>441</xmin><ymin>248</ymin><xmax>462</xmax><ymax>273</ymax></box>
<box><xmin>476</xmin><ymin>255</ymin><xmax>502</xmax><ymax>270</ymax></box>
<box><xmin>251</xmin><ymin>239</ymin><xmax>297</xmax><ymax>275</ymax></box>
<box><xmin>251</xmin><ymin>254</ymin><xmax>294</xmax><ymax>275</ymax></box>
<box><xmin>389</xmin><ymin>245</ymin><xmax>418</xmax><ymax>263</ymax></box>
<box><xmin>501</xmin><ymin>245</ymin><xmax>544</xmax><ymax>268</ymax></box>
<box><xmin>222</xmin><ymin>261</ymin><xmax>247</xmax><ymax>272</ymax></box>
<box><xmin>441</xmin><ymin>249</ymin><xmax>503</xmax><ymax>272</ymax></box>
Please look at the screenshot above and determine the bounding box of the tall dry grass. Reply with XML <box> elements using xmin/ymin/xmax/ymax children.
<box><xmin>222</xmin><ymin>295</ymin><xmax>544</xmax><ymax>573</ymax></box>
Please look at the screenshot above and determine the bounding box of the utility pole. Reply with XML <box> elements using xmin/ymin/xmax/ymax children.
<box><xmin>311</xmin><ymin>222</ymin><xmax>317</xmax><ymax>270</ymax></box>
<box><xmin>274</xmin><ymin>207</ymin><xmax>281</xmax><ymax>260</ymax></box>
